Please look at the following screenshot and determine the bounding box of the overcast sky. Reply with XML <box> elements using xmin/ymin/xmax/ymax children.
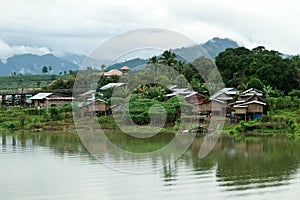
<box><xmin>0</xmin><ymin>0</ymin><xmax>299</xmax><ymax>59</ymax></box>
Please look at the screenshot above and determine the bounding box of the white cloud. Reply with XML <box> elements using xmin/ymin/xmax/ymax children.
<box><xmin>0</xmin><ymin>38</ymin><xmax>52</xmax><ymax>62</ymax></box>
<box><xmin>0</xmin><ymin>0</ymin><xmax>299</xmax><ymax>55</ymax></box>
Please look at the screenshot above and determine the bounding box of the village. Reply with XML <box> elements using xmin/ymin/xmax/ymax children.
<box><xmin>0</xmin><ymin>65</ymin><xmax>267</xmax><ymax>127</ymax></box>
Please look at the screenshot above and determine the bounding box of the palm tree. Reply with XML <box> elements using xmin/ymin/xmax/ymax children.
<box><xmin>159</xmin><ymin>50</ymin><xmax>177</xmax><ymax>79</ymax></box>
<box><xmin>175</xmin><ymin>60</ymin><xmax>185</xmax><ymax>74</ymax></box>
<box><xmin>148</xmin><ymin>55</ymin><xmax>159</xmax><ymax>74</ymax></box>
<box><xmin>263</xmin><ymin>84</ymin><xmax>273</xmax><ymax>98</ymax></box>
<box><xmin>159</xmin><ymin>50</ymin><xmax>177</xmax><ymax>67</ymax></box>
<box><xmin>100</xmin><ymin>64</ymin><xmax>106</xmax><ymax>71</ymax></box>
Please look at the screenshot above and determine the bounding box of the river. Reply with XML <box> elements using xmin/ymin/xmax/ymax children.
<box><xmin>1</xmin><ymin>131</ymin><xmax>300</xmax><ymax>200</ymax></box>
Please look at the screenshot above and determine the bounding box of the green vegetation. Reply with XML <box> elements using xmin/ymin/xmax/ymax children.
<box><xmin>0</xmin><ymin>104</ymin><xmax>73</xmax><ymax>131</ymax></box>
<box><xmin>0</xmin><ymin>74</ymin><xmax>72</xmax><ymax>90</ymax></box>
<box><xmin>215</xmin><ymin>46</ymin><xmax>300</xmax><ymax>93</ymax></box>
<box><xmin>1</xmin><ymin>46</ymin><xmax>300</xmax><ymax>138</ymax></box>
<box><xmin>225</xmin><ymin>95</ymin><xmax>300</xmax><ymax>137</ymax></box>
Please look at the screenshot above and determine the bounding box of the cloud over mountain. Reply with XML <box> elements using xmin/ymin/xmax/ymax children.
<box><xmin>0</xmin><ymin>38</ymin><xmax>52</xmax><ymax>62</ymax></box>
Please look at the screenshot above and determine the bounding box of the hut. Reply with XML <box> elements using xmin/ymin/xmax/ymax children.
<box><xmin>239</xmin><ymin>88</ymin><xmax>263</xmax><ymax>100</ymax></box>
<box><xmin>100</xmin><ymin>69</ymin><xmax>123</xmax><ymax>77</ymax></box>
<box><xmin>84</xmin><ymin>99</ymin><xmax>109</xmax><ymax>116</ymax></box>
<box><xmin>120</xmin><ymin>66</ymin><xmax>130</xmax><ymax>73</ymax></box>
<box><xmin>230</xmin><ymin>90</ymin><xmax>267</xmax><ymax>121</ymax></box>
<box><xmin>184</xmin><ymin>92</ymin><xmax>205</xmax><ymax>104</ymax></box>
<box><xmin>198</xmin><ymin>99</ymin><xmax>225</xmax><ymax>115</ymax></box>
<box><xmin>78</xmin><ymin>90</ymin><xmax>96</xmax><ymax>101</ymax></box>
<box><xmin>210</xmin><ymin>88</ymin><xmax>239</xmax><ymax>103</ymax></box>
<box><xmin>30</xmin><ymin>93</ymin><xmax>74</xmax><ymax>108</ymax></box>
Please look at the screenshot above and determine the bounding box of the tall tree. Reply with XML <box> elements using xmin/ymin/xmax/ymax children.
<box><xmin>42</xmin><ymin>66</ymin><xmax>48</xmax><ymax>74</ymax></box>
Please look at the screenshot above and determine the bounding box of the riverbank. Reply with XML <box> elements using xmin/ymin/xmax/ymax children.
<box><xmin>1</xmin><ymin>105</ymin><xmax>299</xmax><ymax>138</ymax></box>
<box><xmin>0</xmin><ymin>105</ymin><xmax>75</xmax><ymax>132</ymax></box>
<box><xmin>223</xmin><ymin>109</ymin><xmax>300</xmax><ymax>137</ymax></box>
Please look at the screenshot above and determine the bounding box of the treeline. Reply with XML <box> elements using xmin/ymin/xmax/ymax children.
<box><xmin>215</xmin><ymin>46</ymin><xmax>300</xmax><ymax>93</ymax></box>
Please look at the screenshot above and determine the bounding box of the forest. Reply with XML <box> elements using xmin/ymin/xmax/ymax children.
<box><xmin>215</xmin><ymin>46</ymin><xmax>300</xmax><ymax>93</ymax></box>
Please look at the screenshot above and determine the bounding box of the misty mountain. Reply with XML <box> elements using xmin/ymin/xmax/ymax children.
<box><xmin>106</xmin><ymin>37</ymin><xmax>239</xmax><ymax>70</ymax></box>
<box><xmin>202</xmin><ymin>37</ymin><xmax>239</xmax><ymax>58</ymax></box>
<box><xmin>106</xmin><ymin>58</ymin><xmax>148</xmax><ymax>71</ymax></box>
<box><xmin>0</xmin><ymin>37</ymin><xmax>239</xmax><ymax>76</ymax></box>
<box><xmin>0</xmin><ymin>54</ymin><xmax>79</xmax><ymax>76</ymax></box>
<box><xmin>173</xmin><ymin>37</ymin><xmax>239</xmax><ymax>61</ymax></box>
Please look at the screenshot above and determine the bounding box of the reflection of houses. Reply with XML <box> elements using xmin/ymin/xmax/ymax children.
<box><xmin>100</xmin><ymin>69</ymin><xmax>123</xmax><ymax>77</ymax></box>
<box><xmin>230</xmin><ymin>88</ymin><xmax>266</xmax><ymax>121</ymax></box>
<box><xmin>30</xmin><ymin>93</ymin><xmax>74</xmax><ymax>108</ymax></box>
<box><xmin>84</xmin><ymin>99</ymin><xmax>109</xmax><ymax>116</ymax></box>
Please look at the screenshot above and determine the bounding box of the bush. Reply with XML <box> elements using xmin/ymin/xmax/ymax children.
<box><xmin>48</xmin><ymin>107</ymin><xmax>62</xmax><ymax>121</ymax></box>
<box><xmin>0</xmin><ymin>121</ymin><xmax>19</xmax><ymax>129</ymax></box>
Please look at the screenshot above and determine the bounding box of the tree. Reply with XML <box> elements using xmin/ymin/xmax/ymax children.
<box><xmin>262</xmin><ymin>85</ymin><xmax>273</xmax><ymax>98</ymax></box>
<box><xmin>246</xmin><ymin>77</ymin><xmax>263</xmax><ymax>91</ymax></box>
<box><xmin>48</xmin><ymin>66</ymin><xmax>53</xmax><ymax>74</ymax></box>
<box><xmin>215</xmin><ymin>46</ymin><xmax>300</xmax><ymax>94</ymax></box>
<box><xmin>100</xmin><ymin>64</ymin><xmax>106</xmax><ymax>71</ymax></box>
<box><xmin>42</xmin><ymin>66</ymin><xmax>48</xmax><ymax>74</ymax></box>
<box><xmin>174</xmin><ymin>60</ymin><xmax>185</xmax><ymax>74</ymax></box>
<box><xmin>148</xmin><ymin>55</ymin><xmax>159</xmax><ymax>74</ymax></box>
<box><xmin>159</xmin><ymin>50</ymin><xmax>177</xmax><ymax>67</ymax></box>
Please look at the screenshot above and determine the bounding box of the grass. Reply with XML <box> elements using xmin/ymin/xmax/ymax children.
<box><xmin>223</xmin><ymin>108</ymin><xmax>300</xmax><ymax>138</ymax></box>
<box><xmin>0</xmin><ymin>74</ymin><xmax>72</xmax><ymax>90</ymax></box>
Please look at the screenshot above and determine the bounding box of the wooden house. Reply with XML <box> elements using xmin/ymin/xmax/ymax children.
<box><xmin>78</xmin><ymin>90</ymin><xmax>96</xmax><ymax>101</ymax></box>
<box><xmin>239</xmin><ymin>88</ymin><xmax>263</xmax><ymax>100</ymax></box>
<box><xmin>210</xmin><ymin>88</ymin><xmax>239</xmax><ymax>103</ymax></box>
<box><xmin>184</xmin><ymin>92</ymin><xmax>205</xmax><ymax>104</ymax></box>
<box><xmin>230</xmin><ymin>90</ymin><xmax>267</xmax><ymax>121</ymax></box>
<box><xmin>197</xmin><ymin>99</ymin><xmax>225</xmax><ymax>115</ymax></box>
<box><xmin>30</xmin><ymin>93</ymin><xmax>74</xmax><ymax>108</ymax></box>
<box><xmin>84</xmin><ymin>99</ymin><xmax>109</xmax><ymax>116</ymax></box>
<box><xmin>110</xmin><ymin>103</ymin><xmax>125</xmax><ymax>114</ymax></box>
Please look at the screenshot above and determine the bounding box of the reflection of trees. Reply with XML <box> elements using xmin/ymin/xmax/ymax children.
<box><xmin>215</xmin><ymin>137</ymin><xmax>300</xmax><ymax>191</ymax></box>
<box><xmin>3</xmin><ymin>131</ymin><xmax>88</xmax><ymax>155</ymax></box>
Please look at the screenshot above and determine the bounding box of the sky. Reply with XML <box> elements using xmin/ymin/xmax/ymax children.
<box><xmin>0</xmin><ymin>0</ymin><xmax>299</xmax><ymax>60</ymax></box>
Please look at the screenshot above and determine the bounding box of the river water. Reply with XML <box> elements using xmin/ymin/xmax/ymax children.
<box><xmin>1</xmin><ymin>131</ymin><xmax>300</xmax><ymax>200</ymax></box>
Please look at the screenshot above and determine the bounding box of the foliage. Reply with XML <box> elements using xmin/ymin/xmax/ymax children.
<box><xmin>123</xmin><ymin>94</ymin><xmax>189</xmax><ymax>125</ymax></box>
<box><xmin>215</xmin><ymin>46</ymin><xmax>300</xmax><ymax>94</ymax></box>
<box><xmin>246</xmin><ymin>77</ymin><xmax>263</xmax><ymax>91</ymax></box>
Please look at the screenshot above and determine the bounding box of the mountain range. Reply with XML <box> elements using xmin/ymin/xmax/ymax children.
<box><xmin>0</xmin><ymin>37</ymin><xmax>239</xmax><ymax>76</ymax></box>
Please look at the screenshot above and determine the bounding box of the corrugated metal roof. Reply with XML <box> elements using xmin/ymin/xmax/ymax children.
<box><xmin>184</xmin><ymin>92</ymin><xmax>199</xmax><ymax>98</ymax></box>
<box><xmin>79</xmin><ymin>90</ymin><xmax>96</xmax><ymax>96</ymax></box>
<box><xmin>100</xmin><ymin>83</ymin><xmax>126</xmax><ymax>90</ymax></box>
<box><xmin>30</xmin><ymin>93</ymin><xmax>52</xmax><ymax>100</ymax></box>
<box><xmin>45</xmin><ymin>96</ymin><xmax>74</xmax><ymax>100</ymax></box>
<box><xmin>240</xmin><ymin>100</ymin><xmax>266</xmax><ymax>106</ymax></box>
<box><xmin>210</xmin><ymin>88</ymin><xmax>238</xmax><ymax>100</ymax></box>
<box><xmin>242</xmin><ymin>88</ymin><xmax>263</xmax><ymax>95</ymax></box>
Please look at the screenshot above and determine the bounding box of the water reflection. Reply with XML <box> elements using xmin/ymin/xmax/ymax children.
<box><xmin>1</xmin><ymin>131</ymin><xmax>88</xmax><ymax>155</ymax></box>
<box><xmin>1</xmin><ymin>131</ymin><xmax>300</xmax><ymax>199</ymax></box>
<box><xmin>215</xmin><ymin>137</ymin><xmax>300</xmax><ymax>191</ymax></box>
